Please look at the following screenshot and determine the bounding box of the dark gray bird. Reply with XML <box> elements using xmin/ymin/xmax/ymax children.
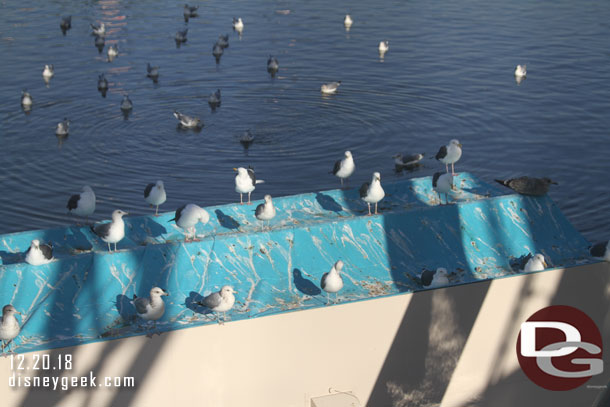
<box><xmin>495</xmin><ymin>177</ymin><xmax>557</xmax><ymax>196</ymax></box>
<box><xmin>147</xmin><ymin>63</ymin><xmax>159</xmax><ymax>81</ymax></box>
<box><xmin>184</xmin><ymin>4</ymin><xmax>199</xmax><ymax>20</ymax></box>
<box><xmin>175</xmin><ymin>28</ymin><xmax>188</xmax><ymax>43</ymax></box>
<box><xmin>97</xmin><ymin>74</ymin><xmax>108</xmax><ymax>97</ymax></box>
<box><xmin>590</xmin><ymin>241</ymin><xmax>610</xmax><ymax>261</ymax></box>
<box><xmin>393</xmin><ymin>153</ymin><xmax>424</xmax><ymax>169</ymax></box>
<box><xmin>208</xmin><ymin>89</ymin><xmax>221</xmax><ymax>109</ymax></box>
<box><xmin>267</xmin><ymin>56</ymin><xmax>279</xmax><ymax>76</ymax></box>
<box><xmin>94</xmin><ymin>35</ymin><xmax>105</xmax><ymax>53</ymax></box>
<box><xmin>217</xmin><ymin>34</ymin><xmax>229</xmax><ymax>48</ymax></box>
<box><xmin>240</xmin><ymin>129</ymin><xmax>254</xmax><ymax>147</ymax></box>
<box><xmin>60</xmin><ymin>16</ymin><xmax>71</xmax><ymax>34</ymax></box>
<box><xmin>212</xmin><ymin>43</ymin><xmax>223</xmax><ymax>62</ymax></box>
<box><xmin>121</xmin><ymin>95</ymin><xmax>133</xmax><ymax>111</ymax></box>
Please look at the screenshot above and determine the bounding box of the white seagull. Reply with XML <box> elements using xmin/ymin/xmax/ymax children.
<box><xmin>432</xmin><ymin>172</ymin><xmax>454</xmax><ymax>205</ymax></box>
<box><xmin>332</xmin><ymin>150</ymin><xmax>355</xmax><ymax>186</ymax></box>
<box><xmin>360</xmin><ymin>172</ymin><xmax>385</xmax><ymax>215</ymax></box>
<box><xmin>171</xmin><ymin>203</ymin><xmax>209</xmax><ymax>241</ymax></box>
<box><xmin>233</xmin><ymin>17</ymin><xmax>244</xmax><ymax>32</ymax></box>
<box><xmin>515</xmin><ymin>64</ymin><xmax>527</xmax><ymax>78</ymax></box>
<box><xmin>91</xmin><ymin>22</ymin><xmax>105</xmax><ymax>36</ymax></box>
<box><xmin>107</xmin><ymin>44</ymin><xmax>118</xmax><ymax>60</ymax></box>
<box><xmin>173</xmin><ymin>111</ymin><xmax>202</xmax><ymax>128</ymax></box>
<box><xmin>67</xmin><ymin>185</ymin><xmax>96</xmax><ymax>221</ymax></box>
<box><xmin>121</xmin><ymin>95</ymin><xmax>133</xmax><ymax>111</ymax></box>
<box><xmin>25</xmin><ymin>239</ymin><xmax>54</xmax><ymax>266</ymax></box>
<box><xmin>21</xmin><ymin>90</ymin><xmax>33</xmax><ymax>108</ymax></box>
<box><xmin>0</xmin><ymin>305</ymin><xmax>22</xmax><ymax>353</ymax></box>
<box><xmin>91</xmin><ymin>209</ymin><xmax>129</xmax><ymax>252</ymax></box>
<box><xmin>132</xmin><ymin>287</ymin><xmax>169</xmax><ymax>336</ymax></box>
<box><xmin>321</xmin><ymin>81</ymin><xmax>341</xmax><ymax>94</ymax></box>
<box><xmin>524</xmin><ymin>253</ymin><xmax>548</xmax><ymax>272</ymax></box>
<box><xmin>344</xmin><ymin>14</ymin><xmax>353</xmax><ymax>29</ymax></box>
<box><xmin>42</xmin><ymin>64</ymin><xmax>54</xmax><ymax>81</ymax></box>
<box><xmin>255</xmin><ymin>194</ymin><xmax>276</xmax><ymax>231</ymax></box>
<box><xmin>435</xmin><ymin>139</ymin><xmax>462</xmax><ymax>175</ymax></box>
<box><xmin>196</xmin><ymin>286</ymin><xmax>237</xmax><ymax>323</ymax></box>
<box><xmin>379</xmin><ymin>40</ymin><xmax>389</xmax><ymax>56</ymax></box>
<box><xmin>144</xmin><ymin>180</ymin><xmax>167</xmax><ymax>216</ymax></box>
<box><xmin>321</xmin><ymin>260</ymin><xmax>344</xmax><ymax>304</ymax></box>
<box><xmin>420</xmin><ymin>268</ymin><xmax>449</xmax><ymax>288</ymax></box>
<box><xmin>234</xmin><ymin>166</ymin><xmax>264</xmax><ymax>204</ymax></box>
<box><xmin>55</xmin><ymin>118</ymin><xmax>70</xmax><ymax>136</ymax></box>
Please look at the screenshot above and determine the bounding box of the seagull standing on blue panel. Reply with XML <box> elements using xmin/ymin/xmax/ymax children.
<box><xmin>25</xmin><ymin>239</ymin><xmax>54</xmax><ymax>266</ymax></box>
<box><xmin>171</xmin><ymin>203</ymin><xmax>209</xmax><ymax>241</ymax></box>
<box><xmin>360</xmin><ymin>172</ymin><xmax>385</xmax><ymax>215</ymax></box>
<box><xmin>132</xmin><ymin>287</ymin><xmax>169</xmax><ymax>336</ymax></box>
<box><xmin>0</xmin><ymin>305</ymin><xmax>22</xmax><ymax>353</ymax></box>
<box><xmin>91</xmin><ymin>209</ymin><xmax>128</xmax><ymax>252</ymax></box>
<box><xmin>196</xmin><ymin>286</ymin><xmax>237</xmax><ymax>323</ymax></box>
<box><xmin>321</xmin><ymin>260</ymin><xmax>344</xmax><ymax>304</ymax></box>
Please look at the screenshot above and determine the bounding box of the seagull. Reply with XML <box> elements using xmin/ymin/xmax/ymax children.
<box><xmin>170</xmin><ymin>204</ymin><xmax>209</xmax><ymax>241</ymax></box>
<box><xmin>147</xmin><ymin>63</ymin><xmax>159</xmax><ymax>81</ymax></box>
<box><xmin>196</xmin><ymin>286</ymin><xmax>237</xmax><ymax>323</ymax></box>
<box><xmin>379</xmin><ymin>40</ymin><xmax>389</xmax><ymax>55</ymax></box>
<box><xmin>240</xmin><ymin>129</ymin><xmax>255</xmax><ymax>147</ymax></box>
<box><xmin>321</xmin><ymin>260</ymin><xmax>344</xmax><ymax>304</ymax></box>
<box><xmin>184</xmin><ymin>4</ymin><xmax>199</xmax><ymax>19</ymax></box>
<box><xmin>25</xmin><ymin>239</ymin><xmax>54</xmax><ymax>266</ymax></box>
<box><xmin>360</xmin><ymin>172</ymin><xmax>385</xmax><ymax>215</ymax></box>
<box><xmin>208</xmin><ymin>89</ymin><xmax>221</xmax><ymax>108</ymax></box>
<box><xmin>107</xmin><ymin>44</ymin><xmax>118</xmax><ymax>60</ymax></box>
<box><xmin>420</xmin><ymin>268</ymin><xmax>449</xmax><ymax>288</ymax></box>
<box><xmin>232</xmin><ymin>17</ymin><xmax>244</xmax><ymax>32</ymax></box>
<box><xmin>98</xmin><ymin>73</ymin><xmax>108</xmax><ymax>92</ymax></box>
<box><xmin>91</xmin><ymin>22</ymin><xmax>105</xmax><ymax>36</ymax></box>
<box><xmin>175</xmin><ymin>28</ymin><xmax>188</xmax><ymax>43</ymax></box>
<box><xmin>132</xmin><ymin>287</ymin><xmax>169</xmax><ymax>336</ymax></box>
<box><xmin>94</xmin><ymin>35</ymin><xmax>105</xmax><ymax>53</ymax></box>
<box><xmin>121</xmin><ymin>95</ymin><xmax>133</xmax><ymax>111</ymax></box>
<box><xmin>321</xmin><ymin>81</ymin><xmax>341</xmax><ymax>94</ymax></box>
<box><xmin>255</xmin><ymin>195</ymin><xmax>276</xmax><ymax>231</ymax></box>
<box><xmin>234</xmin><ymin>166</ymin><xmax>264</xmax><ymax>204</ymax></box>
<box><xmin>144</xmin><ymin>180</ymin><xmax>167</xmax><ymax>216</ymax></box>
<box><xmin>173</xmin><ymin>111</ymin><xmax>202</xmax><ymax>128</ymax></box>
<box><xmin>494</xmin><ymin>177</ymin><xmax>557</xmax><ymax>196</ymax></box>
<box><xmin>91</xmin><ymin>210</ymin><xmax>128</xmax><ymax>252</ymax></box>
<box><xmin>515</xmin><ymin>64</ymin><xmax>527</xmax><ymax>78</ymax></box>
<box><xmin>590</xmin><ymin>241</ymin><xmax>610</xmax><ymax>262</ymax></box>
<box><xmin>21</xmin><ymin>90</ymin><xmax>33</xmax><ymax>109</ymax></box>
<box><xmin>267</xmin><ymin>56</ymin><xmax>279</xmax><ymax>76</ymax></box>
<box><xmin>331</xmin><ymin>150</ymin><xmax>355</xmax><ymax>186</ymax></box>
<box><xmin>60</xmin><ymin>16</ymin><xmax>71</xmax><ymax>34</ymax></box>
<box><xmin>55</xmin><ymin>118</ymin><xmax>70</xmax><ymax>136</ymax></box>
<box><xmin>435</xmin><ymin>139</ymin><xmax>462</xmax><ymax>175</ymax></box>
<box><xmin>0</xmin><ymin>305</ymin><xmax>21</xmax><ymax>354</ymax></box>
<box><xmin>212</xmin><ymin>43</ymin><xmax>224</xmax><ymax>61</ymax></box>
<box><xmin>217</xmin><ymin>34</ymin><xmax>229</xmax><ymax>48</ymax></box>
<box><xmin>432</xmin><ymin>172</ymin><xmax>454</xmax><ymax>205</ymax></box>
<box><xmin>523</xmin><ymin>253</ymin><xmax>548</xmax><ymax>272</ymax></box>
<box><xmin>67</xmin><ymin>185</ymin><xmax>96</xmax><ymax>221</ymax></box>
<box><xmin>42</xmin><ymin>64</ymin><xmax>54</xmax><ymax>80</ymax></box>
<box><xmin>393</xmin><ymin>153</ymin><xmax>424</xmax><ymax>169</ymax></box>
<box><xmin>344</xmin><ymin>14</ymin><xmax>353</xmax><ymax>29</ymax></box>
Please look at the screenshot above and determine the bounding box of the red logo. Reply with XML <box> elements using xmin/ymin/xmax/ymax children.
<box><xmin>516</xmin><ymin>305</ymin><xmax>603</xmax><ymax>391</ymax></box>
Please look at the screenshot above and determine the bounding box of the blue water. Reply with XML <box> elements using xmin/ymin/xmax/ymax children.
<box><xmin>0</xmin><ymin>0</ymin><xmax>609</xmax><ymax>242</ymax></box>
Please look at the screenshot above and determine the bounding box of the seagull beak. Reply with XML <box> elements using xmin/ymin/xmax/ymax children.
<box><xmin>16</xmin><ymin>311</ymin><xmax>22</xmax><ymax>315</ymax></box>
<box><xmin>233</xmin><ymin>168</ymin><xmax>237</xmax><ymax>171</ymax></box>
<box><xmin>458</xmin><ymin>143</ymin><xmax>463</xmax><ymax>148</ymax></box>
<box><xmin>162</xmin><ymin>290</ymin><xmax>169</xmax><ymax>296</ymax></box>
<box><xmin>542</xmin><ymin>260</ymin><xmax>548</xmax><ymax>268</ymax></box>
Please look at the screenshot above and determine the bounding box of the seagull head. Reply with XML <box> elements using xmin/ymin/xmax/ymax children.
<box><xmin>534</xmin><ymin>254</ymin><xmax>548</xmax><ymax>268</ymax></box>
<box><xmin>31</xmin><ymin>239</ymin><xmax>40</xmax><ymax>248</ymax></box>
<box><xmin>436</xmin><ymin>267</ymin><xmax>448</xmax><ymax>277</ymax></box>
<box><xmin>450</xmin><ymin>139</ymin><xmax>462</xmax><ymax>148</ymax></box>
<box><xmin>264</xmin><ymin>194</ymin><xmax>273</xmax><ymax>203</ymax></box>
<box><xmin>112</xmin><ymin>209</ymin><xmax>129</xmax><ymax>219</ymax></box>
<box><xmin>234</xmin><ymin>167</ymin><xmax>247</xmax><ymax>176</ymax></box>
<box><xmin>82</xmin><ymin>185</ymin><xmax>94</xmax><ymax>193</ymax></box>
<box><xmin>344</xmin><ymin>150</ymin><xmax>352</xmax><ymax>158</ymax></box>
<box><xmin>220</xmin><ymin>286</ymin><xmax>237</xmax><ymax>296</ymax></box>
<box><xmin>150</xmin><ymin>287</ymin><xmax>169</xmax><ymax>297</ymax></box>
<box><xmin>334</xmin><ymin>260</ymin><xmax>344</xmax><ymax>271</ymax></box>
<box><xmin>542</xmin><ymin>177</ymin><xmax>558</xmax><ymax>185</ymax></box>
<box><xmin>156</xmin><ymin>180</ymin><xmax>164</xmax><ymax>189</ymax></box>
<box><xmin>372</xmin><ymin>172</ymin><xmax>381</xmax><ymax>182</ymax></box>
<box><xmin>2</xmin><ymin>305</ymin><xmax>21</xmax><ymax>316</ymax></box>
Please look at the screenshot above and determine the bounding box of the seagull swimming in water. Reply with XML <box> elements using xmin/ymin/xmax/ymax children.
<box><xmin>435</xmin><ymin>139</ymin><xmax>462</xmax><ymax>175</ymax></box>
<box><xmin>60</xmin><ymin>16</ymin><xmax>71</xmax><ymax>34</ymax></box>
<box><xmin>208</xmin><ymin>89</ymin><xmax>221</xmax><ymax>109</ymax></box>
<box><xmin>344</xmin><ymin>14</ymin><xmax>353</xmax><ymax>29</ymax></box>
<box><xmin>184</xmin><ymin>4</ymin><xmax>199</xmax><ymax>20</ymax></box>
<box><xmin>212</xmin><ymin>43</ymin><xmax>224</xmax><ymax>61</ymax></box>
<box><xmin>107</xmin><ymin>44</ymin><xmax>118</xmax><ymax>60</ymax></box>
<box><xmin>132</xmin><ymin>287</ymin><xmax>169</xmax><ymax>336</ymax></box>
<box><xmin>170</xmin><ymin>204</ymin><xmax>209</xmax><ymax>241</ymax></box>
<box><xmin>55</xmin><ymin>118</ymin><xmax>70</xmax><ymax>136</ymax></box>
<box><xmin>144</xmin><ymin>180</ymin><xmax>167</xmax><ymax>216</ymax></box>
<box><xmin>121</xmin><ymin>95</ymin><xmax>133</xmax><ymax>111</ymax></box>
<box><xmin>234</xmin><ymin>166</ymin><xmax>264</xmax><ymax>204</ymax></box>
<box><xmin>255</xmin><ymin>194</ymin><xmax>276</xmax><ymax>231</ymax></box>
<box><xmin>67</xmin><ymin>185</ymin><xmax>95</xmax><ymax>221</ymax></box>
<box><xmin>94</xmin><ymin>35</ymin><xmax>105</xmax><ymax>53</ymax></box>
<box><xmin>240</xmin><ymin>129</ymin><xmax>255</xmax><ymax>147</ymax></box>
<box><xmin>91</xmin><ymin>22</ymin><xmax>105</xmax><ymax>36</ymax></box>
<box><xmin>21</xmin><ymin>90</ymin><xmax>33</xmax><ymax>109</ymax></box>
<box><xmin>232</xmin><ymin>17</ymin><xmax>244</xmax><ymax>32</ymax></box>
<box><xmin>515</xmin><ymin>64</ymin><xmax>527</xmax><ymax>78</ymax></box>
<box><xmin>196</xmin><ymin>286</ymin><xmax>237</xmax><ymax>323</ymax></box>
<box><xmin>147</xmin><ymin>63</ymin><xmax>159</xmax><ymax>81</ymax></box>
<box><xmin>0</xmin><ymin>305</ymin><xmax>22</xmax><ymax>353</ymax></box>
<box><xmin>217</xmin><ymin>34</ymin><xmax>229</xmax><ymax>48</ymax></box>
<box><xmin>42</xmin><ymin>64</ymin><xmax>54</xmax><ymax>80</ymax></box>
<box><xmin>321</xmin><ymin>81</ymin><xmax>341</xmax><ymax>94</ymax></box>
<box><xmin>267</xmin><ymin>56</ymin><xmax>279</xmax><ymax>76</ymax></box>
<box><xmin>332</xmin><ymin>150</ymin><xmax>355</xmax><ymax>186</ymax></box>
<box><xmin>173</xmin><ymin>111</ymin><xmax>202</xmax><ymax>128</ymax></box>
<box><xmin>420</xmin><ymin>268</ymin><xmax>449</xmax><ymax>288</ymax></box>
<box><xmin>432</xmin><ymin>172</ymin><xmax>454</xmax><ymax>205</ymax></box>
<box><xmin>495</xmin><ymin>177</ymin><xmax>557</xmax><ymax>196</ymax></box>
<box><xmin>25</xmin><ymin>239</ymin><xmax>54</xmax><ymax>266</ymax></box>
<box><xmin>91</xmin><ymin>209</ymin><xmax>128</xmax><ymax>252</ymax></box>
<box><xmin>393</xmin><ymin>153</ymin><xmax>424</xmax><ymax>169</ymax></box>
<box><xmin>360</xmin><ymin>172</ymin><xmax>385</xmax><ymax>215</ymax></box>
<box><xmin>321</xmin><ymin>260</ymin><xmax>344</xmax><ymax>304</ymax></box>
<box><xmin>379</xmin><ymin>40</ymin><xmax>389</xmax><ymax>56</ymax></box>
<box><xmin>98</xmin><ymin>74</ymin><xmax>108</xmax><ymax>96</ymax></box>
<box><xmin>175</xmin><ymin>28</ymin><xmax>188</xmax><ymax>43</ymax></box>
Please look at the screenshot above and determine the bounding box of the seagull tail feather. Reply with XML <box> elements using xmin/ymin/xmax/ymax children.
<box><xmin>255</xmin><ymin>180</ymin><xmax>265</xmax><ymax>184</ymax></box>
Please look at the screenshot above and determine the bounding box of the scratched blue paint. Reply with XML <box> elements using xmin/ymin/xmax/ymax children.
<box><xmin>0</xmin><ymin>173</ymin><xmax>596</xmax><ymax>353</ymax></box>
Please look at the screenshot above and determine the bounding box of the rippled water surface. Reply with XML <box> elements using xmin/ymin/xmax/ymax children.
<box><xmin>1</xmin><ymin>0</ymin><xmax>609</xmax><ymax>242</ymax></box>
